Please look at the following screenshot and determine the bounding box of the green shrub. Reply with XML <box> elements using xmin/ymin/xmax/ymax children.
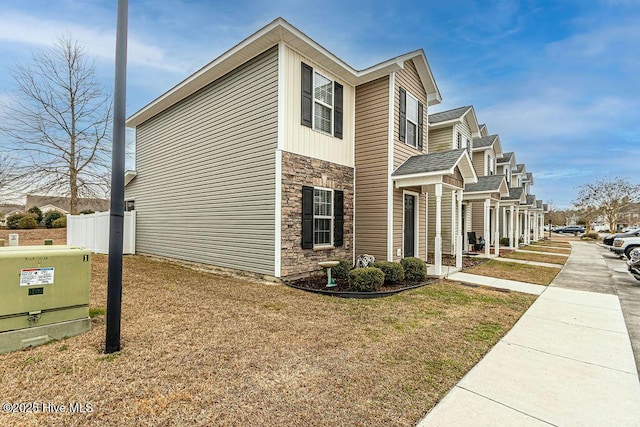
<box><xmin>44</xmin><ymin>211</ymin><xmax>64</xmax><ymax>228</ymax></box>
<box><xmin>372</xmin><ymin>261</ymin><xmax>405</xmax><ymax>284</ymax></box>
<box><xmin>52</xmin><ymin>216</ymin><xmax>67</xmax><ymax>228</ymax></box>
<box><xmin>79</xmin><ymin>209</ymin><xmax>95</xmax><ymax>215</ymax></box>
<box><xmin>499</xmin><ymin>237</ymin><xmax>510</xmax><ymax>246</ymax></box>
<box><xmin>331</xmin><ymin>259</ymin><xmax>352</xmax><ymax>281</ymax></box>
<box><xmin>400</xmin><ymin>257</ymin><xmax>428</xmax><ymax>283</ymax></box>
<box><xmin>348</xmin><ymin>267</ymin><xmax>385</xmax><ymax>292</ymax></box>
<box><xmin>18</xmin><ymin>216</ymin><xmax>38</xmax><ymax>229</ymax></box>
<box><xmin>6</xmin><ymin>213</ymin><xmax>25</xmax><ymax>229</ymax></box>
<box><xmin>27</xmin><ymin>206</ymin><xmax>43</xmax><ymax>223</ymax></box>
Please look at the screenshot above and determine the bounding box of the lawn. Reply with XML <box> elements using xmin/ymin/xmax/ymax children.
<box><xmin>464</xmin><ymin>260</ymin><xmax>561</xmax><ymax>285</ymax></box>
<box><xmin>530</xmin><ymin>240</ymin><xmax>571</xmax><ymax>248</ymax></box>
<box><xmin>0</xmin><ymin>253</ymin><xmax>535</xmax><ymax>426</ymax></box>
<box><xmin>519</xmin><ymin>245</ymin><xmax>571</xmax><ymax>254</ymax></box>
<box><xmin>501</xmin><ymin>250</ymin><xmax>568</xmax><ymax>265</ymax></box>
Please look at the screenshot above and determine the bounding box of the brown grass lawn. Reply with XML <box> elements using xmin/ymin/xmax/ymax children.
<box><xmin>520</xmin><ymin>245</ymin><xmax>571</xmax><ymax>254</ymax></box>
<box><xmin>464</xmin><ymin>260</ymin><xmax>561</xmax><ymax>285</ymax></box>
<box><xmin>0</xmin><ymin>253</ymin><xmax>535</xmax><ymax>426</ymax></box>
<box><xmin>0</xmin><ymin>228</ymin><xmax>67</xmax><ymax>246</ymax></box>
<box><xmin>501</xmin><ymin>250</ymin><xmax>568</xmax><ymax>265</ymax></box>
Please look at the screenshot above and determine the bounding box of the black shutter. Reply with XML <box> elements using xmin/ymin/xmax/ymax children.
<box><xmin>301</xmin><ymin>63</ymin><xmax>313</xmax><ymax>128</ymax></box>
<box><xmin>334</xmin><ymin>190</ymin><xmax>344</xmax><ymax>247</ymax></box>
<box><xmin>399</xmin><ymin>87</ymin><xmax>406</xmax><ymax>142</ymax></box>
<box><xmin>334</xmin><ymin>82</ymin><xmax>343</xmax><ymax>139</ymax></box>
<box><xmin>417</xmin><ymin>101</ymin><xmax>424</xmax><ymax>151</ymax></box>
<box><xmin>302</xmin><ymin>186</ymin><xmax>314</xmax><ymax>249</ymax></box>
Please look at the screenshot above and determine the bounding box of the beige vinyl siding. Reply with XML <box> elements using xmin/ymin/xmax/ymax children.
<box><xmin>125</xmin><ymin>47</ymin><xmax>278</xmax><ymax>276</ymax></box>
<box><xmin>471</xmin><ymin>200</ymin><xmax>486</xmax><ymax>241</ymax></box>
<box><xmin>354</xmin><ymin>76</ymin><xmax>389</xmax><ymax>261</ymax></box>
<box><xmin>472</xmin><ymin>151</ymin><xmax>485</xmax><ymax>177</ymax></box>
<box><xmin>427</xmin><ymin>190</ymin><xmax>454</xmax><ymax>255</ymax></box>
<box><xmin>428</xmin><ymin>127</ymin><xmax>453</xmax><ymax>153</ymax></box>
<box><xmin>456</xmin><ymin>119</ymin><xmax>472</xmax><ymax>146</ymax></box>
<box><xmin>283</xmin><ymin>45</ymin><xmax>354</xmax><ymax>167</ymax></box>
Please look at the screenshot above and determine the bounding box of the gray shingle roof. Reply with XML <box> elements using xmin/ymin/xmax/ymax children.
<box><xmin>428</xmin><ymin>106</ymin><xmax>471</xmax><ymax>124</ymax></box>
<box><xmin>525</xmin><ymin>172</ymin><xmax>533</xmax><ymax>182</ymax></box>
<box><xmin>514</xmin><ymin>164</ymin><xmax>525</xmax><ymax>173</ymax></box>
<box><xmin>0</xmin><ymin>204</ymin><xmax>24</xmax><ymax>215</ymax></box>
<box><xmin>526</xmin><ymin>195</ymin><xmax>536</xmax><ymax>205</ymax></box>
<box><xmin>498</xmin><ymin>152</ymin><xmax>514</xmax><ymax>164</ymax></box>
<box><xmin>464</xmin><ymin>175</ymin><xmax>505</xmax><ymax>193</ymax></box>
<box><xmin>536</xmin><ymin>200</ymin><xmax>543</xmax><ymax>209</ymax></box>
<box><xmin>25</xmin><ymin>194</ymin><xmax>110</xmax><ymax>213</ymax></box>
<box><xmin>472</xmin><ymin>135</ymin><xmax>499</xmax><ymax>149</ymax></box>
<box><xmin>392</xmin><ymin>149</ymin><xmax>466</xmax><ymax>177</ymax></box>
<box><xmin>502</xmin><ymin>187</ymin><xmax>524</xmax><ymax>201</ymax></box>
<box><xmin>543</xmin><ymin>203</ymin><xmax>549</xmax><ymax>211</ymax></box>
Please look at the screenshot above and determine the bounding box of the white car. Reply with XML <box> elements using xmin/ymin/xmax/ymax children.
<box><xmin>612</xmin><ymin>236</ymin><xmax>640</xmax><ymax>259</ymax></box>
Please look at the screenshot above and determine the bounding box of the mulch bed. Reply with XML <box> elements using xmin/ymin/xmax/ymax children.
<box><xmin>287</xmin><ymin>275</ymin><xmax>433</xmax><ymax>294</ymax></box>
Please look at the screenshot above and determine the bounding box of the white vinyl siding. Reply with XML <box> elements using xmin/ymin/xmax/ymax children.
<box><xmin>125</xmin><ymin>47</ymin><xmax>278</xmax><ymax>276</ymax></box>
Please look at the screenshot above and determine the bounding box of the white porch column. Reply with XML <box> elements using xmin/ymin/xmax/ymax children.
<box><xmin>524</xmin><ymin>209</ymin><xmax>530</xmax><ymax>245</ymax></box>
<box><xmin>502</xmin><ymin>206</ymin><xmax>508</xmax><ymax>238</ymax></box>
<box><xmin>509</xmin><ymin>205</ymin><xmax>514</xmax><ymax>248</ymax></box>
<box><xmin>540</xmin><ymin>214</ymin><xmax>545</xmax><ymax>239</ymax></box>
<box><xmin>533</xmin><ymin>212</ymin><xmax>539</xmax><ymax>241</ymax></box>
<box><xmin>434</xmin><ymin>183</ymin><xmax>443</xmax><ymax>276</ymax></box>
<box><xmin>494</xmin><ymin>201</ymin><xmax>500</xmax><ymax>256</ymax></box>
<box><xmin>515</xmin><ymin>206</ymin><xmax>521</xmax><ymax>248</ymax></box>
<box><xmin>484</xmin><ymin>198</ymin><xmax>491</xmax><ymax>257</ymax></box>
<box><xmin>456</xmin><ymin>190</ymin><xmax>463</xmax><ymax>269</ymax></box>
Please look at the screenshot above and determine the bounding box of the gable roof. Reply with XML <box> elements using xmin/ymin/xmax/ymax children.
<box><xmin>25</xmin><ymin>195</ymin><xmax>110</xmax><ymax>213</ymax></box>
<box><xmin>428</xmin><ymin>105</ymin><xmax>480</xmax><ymax>134</ymax></box>
<box><xmin>392</xmin><ymin>149</ymin><xmax>468</xmax><ymax>176</ymax></box>
<box><xmin>464</xmin><ymin>175</ymin><xmax>509</xmax><ymax>195</ymax></box>
<box><xmin>524</xmin><ymin>172</ymin><xmax>534</xmax><ymax>184</ymax></box>
<box><xmin>525</xmin><ymin>194</ymin><xmax>536</xmax><ymax>206</ymax></box>
<box><xmin>0</xmin><ymin>204</ymin><xmax>24</xmax><ymax>215</ymax></box>
<box><xmin>498</xmin><ymin>152</ymin><xmax>514</xmax><ymax>164</ymax></box>
<box><xmin>536</xmin><ymin>200</ymin><xmax>543</xmax><ymax>209</ymax></box>
<box><xmin>472</xmin><ymin>134</ymin><xmax>499</xmax><ymax>150</ymax></box>
<box><xmin>502</xmin><ymin>186</ymin><xmax>525</xmax><ymax>202</ymax></box>
<box><xmin>428</xmin><ymin>106</ymin><xmax>471</xmax><ymax>124</ymax></box>
<box><xmin>514</xmin><ymin>163</ymin><xmax>526</xmax><ymax>174</ymax></box>
<box><xmin>127</xmin><ymin>17</ymin><xmax>442</xmax><ymax>127</ymax></box>
<box><xmin>479</xmin><ymin>124</ymin><xmax>488</xmax><ymax>136</ymax></box>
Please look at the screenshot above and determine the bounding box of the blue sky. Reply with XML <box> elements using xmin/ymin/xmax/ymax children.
<box><xmin>0</xmin><ymin>0</ymin><xmax>638</xmax><ymax>208</ymax></box>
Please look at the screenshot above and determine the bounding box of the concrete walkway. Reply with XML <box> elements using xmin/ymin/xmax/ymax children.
<box><xmin>447</xmin><ymin>271</ymin><xmax>546</xmax><ymax>295</ymax></box>
<box><xmin>494</xmin><ymin>257</ymin><xmax>563</xmax><ymax>269</ymax></box>
<box><xmin>419</xmin><ymin>241</ymin><xmax>640</xmax><ymax>426</ymax></box>
<box><xmin>517</xmin><ymin>249</ymin><xmax>569</xmax><ymax>257</ymax></box>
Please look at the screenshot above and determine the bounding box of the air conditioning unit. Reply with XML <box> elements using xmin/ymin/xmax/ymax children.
<box><xmin>0</xmin><ymin>245</ymin><xmax>91</xmax><ymax>353</ymax></box>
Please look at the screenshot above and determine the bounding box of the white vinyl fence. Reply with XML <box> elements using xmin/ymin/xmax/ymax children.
<box><xmin>67</xmin><ymin>211</ymin><xmax>136</xmax><ymax>254</ymax></box>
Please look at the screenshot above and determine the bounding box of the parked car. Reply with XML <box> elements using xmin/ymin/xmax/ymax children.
<box><xmin>612</xmin><ymin>236</ymin><xmax>640</xmax><ymax>259</ymax></box>
<box><xmin>603</xmin><ymin>228</ymin><xmax>640</xmax><ymax>246</ymax></box>
<box><xmin>554</xmin><ymin>226</ymin><xmax>585</xmax><ymax>234</ymax></box>
<box><xmin>627</xmin><ymin>248</ymin><xmax>640</xmax><ymax>281</ymax></box>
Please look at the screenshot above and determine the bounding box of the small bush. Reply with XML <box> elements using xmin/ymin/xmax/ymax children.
<box><xmin>6</xmin><ymin>213</ymin><xmax>26</xmax><ymax>229</ymax></box>
<box><xmin>18</xmin><ymin>216</ymin><xmax>38</xmax><ymax>229</ymax></box>
<box><xmin>52</xmin><ymin>216</ymin><xmax>67</xmax><ymax>228</ymax></box>
<box><xmin>400</xmin><ymin>257</ymin><xmax>428</xmax><ymax>283</ymax></box>
<box><xmin>27</xmin><ymin>206</ymin><xmax>43</xmax><ymax>223</ymax></box>
<box><xmin>582</xmin><ymin>232</ymin><xmax>599</xmax><ymax>240</ymax></box>
<box><xmin>372</xmin><ymin>261</ymin><xmax>405</xmax><ymax>284</ymax></box>
<box><xmin>79</xmin><ymin>209</ymin><xmax>95</xmax><ymax>215</ymax></box>
<box><xmin>44</xmin><ymin>211</ymin><xmax>64</xmax><ymax>228</ymax></box>
<box><xmin>499</xmin><ymin>237</ymin><xmax>510</xmax><ymax>246</ymax></box>
<box><xmin>331</xmin><ymin>259</ymin><xmax>352</xmax><ymax>281</ymax></box>
<box><xmin>348</xmin><ymin>267</ymin><xmax>385</xmax><ymax>292</ymax></box>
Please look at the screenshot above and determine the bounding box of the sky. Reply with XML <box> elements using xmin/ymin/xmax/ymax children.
<box><xmin>0</xmin><ymin>0</ymin><xmax>638</xmax><ymax>208</ymax></box>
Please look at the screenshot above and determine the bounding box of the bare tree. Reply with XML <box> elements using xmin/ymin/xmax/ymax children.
<box><xmin>0</xmin><ymin>153</ymin><xmax>24</xmax><ymax>203</ymax></box>
<box><xmin>0</xmin><ymin>36</ymin><xmax>112</xmax><ymax>214</ymax></box>
<box><xmin>575</xmin><ymin>177</ymin><xmax>640</xmax><ymax>233</ymax></box>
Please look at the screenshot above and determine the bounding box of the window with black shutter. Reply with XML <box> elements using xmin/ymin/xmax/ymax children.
<box><xmin>334</xmin><ymin>190</ymin><xmax>344</xmax><ymax>247</ymax></box>
<box><xmin>400</xmin><ymin>87</ymin><xmax>423</xmax><ymax>149</ymax></box>
<box><xmin>300</xmin><ymin>63</ymin><xmax>343</xmax><ymax>139</ymax></box>
<box><xmin>300</xmin><ymin>186</ymin><xmax>345</xmax><ymax>249</ymax></box>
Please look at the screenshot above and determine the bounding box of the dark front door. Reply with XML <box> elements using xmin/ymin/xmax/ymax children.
<box><xmin>404</xmin><ymin>194</ymin><xmax>415</xmax><ymax>257</ymax></box>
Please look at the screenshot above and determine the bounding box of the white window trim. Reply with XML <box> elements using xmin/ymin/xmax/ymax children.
<box><xmin>124</xmin><ymin>198</ymin><xmax>135</xmax><ymax>212</ymax></box>
<box><xmin>313</xmin><ymin>186</ymin><xmax>334</xmax><ymax>248</ymax></box>
<box><xmin>405</xmin><ymin>92</ymin><xmax>419</xmax><ymax>148</ymax></box>
<box><xmin>402</xmin><ymin>190</ymin><xmax>420</xmax><ymax>258</ymax></box>
<box><xmin>312</xmin><ymin>71</ymin><xmax>334</xmax><ymax>137</ymax></box>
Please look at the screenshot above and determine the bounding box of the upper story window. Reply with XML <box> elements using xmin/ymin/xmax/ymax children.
<box><xmin>124</xmin><ymin>199</ymin><xmax>135</xmax><ymax>211</ymax></box>
<box><xmin>399</xmin><ymin>87</ymin><xmax>424</xmax><ymax>151</ymax></box>
<box><xmin>456</xmin><ymin>132</ymin><xmax>462</xmax><ymax>149</ymax></box>
<box><xmin>488</xmin><ymin>156</ymin><xmax>495</xmax><ymax>175</ymax></box>
<box><xmin>506</xmin><ymin>168</ymin><xmax>511</xmax><ymax>184</ymax></box>
<box><xmin>301</xmin><ymin>63</ymin><xmax>343</xmax><ymax>139</ymax></box>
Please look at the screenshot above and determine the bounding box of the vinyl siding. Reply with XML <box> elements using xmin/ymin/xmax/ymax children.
<box><xmin>283</xmin><ymin>45</ymin><xmax>354</xmax><ymax>167</ymax></box>
<box><xmin>125</xmin><ymin>47</ymin><xmax>278</xmax><ymax>276</ymax></box>
<box><xmin>427</xmin><ymin>190</ymin><xmax>454</xmax><ymax>255</ymax></box>
<box><xmin>472</xmin><ymin>151</ymin><xmax>485</xmax><ymax>177</ymax></box>
<box><xmin>354</xmin><ymin>76</ymin><xmax>389</xmax><ymax>261</ymax></box>
<box><xmin>471</xmin><ymin>200</ymin><xmax>486</xmax><ymax>241</ymax></box>
<box><xmin>457</xmin><ymin>119</ymin><xmax>472</xmax><ymax>147</ymax></box>
<box><xmin>428</xmin><ymin>127</ymin><xmax>453</xmax><ymax>153</ymax></box>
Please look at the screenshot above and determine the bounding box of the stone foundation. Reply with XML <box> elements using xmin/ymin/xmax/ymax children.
<box><xmin>281</xmin><ymin>151</ymin><xmax>354</xmax><ymax>278</ymax></box>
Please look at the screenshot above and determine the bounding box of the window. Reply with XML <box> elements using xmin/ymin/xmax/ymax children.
<box><xmin>313</xmin><ymin>188</ymin><xmax>333</xmax><ymax>246</ymax></box>
<box><xmin>506</xmin><ymin>168</ymin><xmax>511</xmax><ymax>184</ymax></box>
<box><xmin>488</xmin><ymin>156</ymin><xmax>495</xmax><ymax>175</ymax></box>
<box><xmin>399</xmin><ymin>87</ymin><xmax>423</xmax><ymax>150</ymax></box>
<box><xmin>301</xmin><ymin>63</ymin><xmax>343</xmax><ymax>138</ymax></box>
<box><xmin>124</xmin><ymin>199</ymin><xmax>135</xmax><ymax>211</ymax></box>
<box><xmin>457</xmin><ymin>132</ymin><xmax>462</xmax><ymax>149</ymax></box>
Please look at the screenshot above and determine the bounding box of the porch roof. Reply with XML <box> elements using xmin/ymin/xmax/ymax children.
<box><xmin>391</xmin><ymin>148</ymin><xmax>478</xmax><ymax>189</ymax></box>
<box><xmin>464</xmin><ymin>175</ymin><xmax>510</xmax><ymax>197</ymax></box>
<box><xmin>501</xmin><ymin>186</ymin><xmax>526</xmax><ymax>203</ymax></box>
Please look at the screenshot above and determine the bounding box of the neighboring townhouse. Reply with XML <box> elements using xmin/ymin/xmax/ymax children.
<box><xmin>124</xmin><ymin>17</ymin><xmax>477</xmax><ymax>280</ymax></box>
<box><xmin>25</xmin><ymin>194</ymin><xmax>110</xmax><ymax>215</ymax></box>
<box><xmin>0</xmin><ymin>204</ymin><xmax>24</xmax><ymax>227</ymax></box>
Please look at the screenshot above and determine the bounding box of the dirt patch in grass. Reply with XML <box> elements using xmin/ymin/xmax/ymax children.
<box><xmin>464</xmin><ymin>260</ymin><xmax>560</xmax><ymax>285</ymax></box>
<box><xmin>502</xmin><ymin>251</ymin><xmax>568</xmax><ymax>265</ymax></box>
<box><xmin>520</xmin><ymin>245</ymin><xmax>571</xmax><ymax>254</ymax></box>
<box><xmin>0</xmin><ymin>228</ymin><xmax>67</xmax><ymax>246</ymax></box>
<box><xmin>0</xmin><ymin>255</ymin><xmax>535</xmax><ymax>426</ymax></box>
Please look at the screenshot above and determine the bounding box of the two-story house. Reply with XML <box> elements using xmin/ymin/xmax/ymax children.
<box><xmin>124</xmin><ymin>17</ymin><xmax>477</xmax><ymax>280</ymax></box>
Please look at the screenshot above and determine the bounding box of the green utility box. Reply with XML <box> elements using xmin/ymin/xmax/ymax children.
<box><xmin>0</xmin><ymin>245</ymin><xmax>91</xmax><ymax>353</ymax></box>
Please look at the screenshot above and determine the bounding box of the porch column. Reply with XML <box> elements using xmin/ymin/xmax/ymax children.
<box><xmin>484</xmin><ymin>198</ymin><xmax>491</xmax><ymax>257</ymax></box>
<box><xmin>533</xmin><ymin>212</ymin><xmax>539</xmax><ymax>241</ymax></box>
<box><xmin>502</xmin><ymin>206</ymin><xmax>508</xmax><ymax>238</ymax></box>
<box><xmin>540</xmin><ymin>214</ymin><xmax>545</xmax><ymax>239</ymax></box>
<box><xmin>509</xmin><ymin>205</ymin><xmax>514</xmax><ymax>248</ymax></box>
<box><xmin>434</xmin><ymin>183</ymin><xmax>442</xmax><ymax>276</ymax></box>
<box><xmin>456</xmin><ymin>190</ymin><xmax>463</xmax><ymax>269</ymax></box>
<box><xmin>525</xmin><ymin>209</ymin><xmax>530</xmax><ymax>245</ymax></box>
<box><xmin>494</xmin><ymin>201</ymin><xmax>500</xmax><ymax>256</ymax></box>
<box><xmin>515</xmin><ymin>206</ymin><xmax>520</xmax><ymax>248</ymax></box>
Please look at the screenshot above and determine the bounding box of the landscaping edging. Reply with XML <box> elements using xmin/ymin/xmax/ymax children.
<box><xmin>284</xmin><ymin>281</ymin><xmax>431</xmax><ymax>299</ymax></box>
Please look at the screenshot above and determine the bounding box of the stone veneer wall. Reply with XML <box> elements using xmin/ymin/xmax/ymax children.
<box><xmin>281</xmin><ymin>151</ymin><xmax>354</xmax><ymax>278</ymax></box>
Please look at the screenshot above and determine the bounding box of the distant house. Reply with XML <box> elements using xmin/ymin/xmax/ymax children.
<box><xmin>25</xmin><ymin>195</ymin><xmax>110</xmax><ymax>215</ymax></box>
<box><xmin>0</xmin><ymin>204</ymin><xmax>25</xmax><ymax>227</ymax></box>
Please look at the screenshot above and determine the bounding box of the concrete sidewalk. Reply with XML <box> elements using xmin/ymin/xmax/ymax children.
<box><xmin>494</xmin><ymin>257</ymin><xmax>562</xmax><ymax>269</ymax></box>
<box><xmin>419</xmin><ymin>241</ymin><xmax>640</xmax><ymax>426</ymax></box>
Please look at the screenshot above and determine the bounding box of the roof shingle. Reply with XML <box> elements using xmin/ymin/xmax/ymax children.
<box><xmin>472</xmin><ymin>135</ymin><xmax>499</xmax><ymax>149</ymax></box>
<box><xmin>428</xmin><ymin>106</ymin><xmax>472</xmax><ymax>124</ymax></box>
<box><xmin>392</xmin><ymin>149</ymin><xmax>466</xmax><ymax>177</ymax></box>
<box><xmin>464</xmin><ymin>175</ymin><xmax>505</xmax><ymax>193</ymax></box>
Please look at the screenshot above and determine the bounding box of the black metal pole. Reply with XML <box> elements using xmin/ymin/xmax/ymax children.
<box><xmin>105</xmin><ymin>0</ymin><xmax>128</xmax><ymax>354</ymax></box>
